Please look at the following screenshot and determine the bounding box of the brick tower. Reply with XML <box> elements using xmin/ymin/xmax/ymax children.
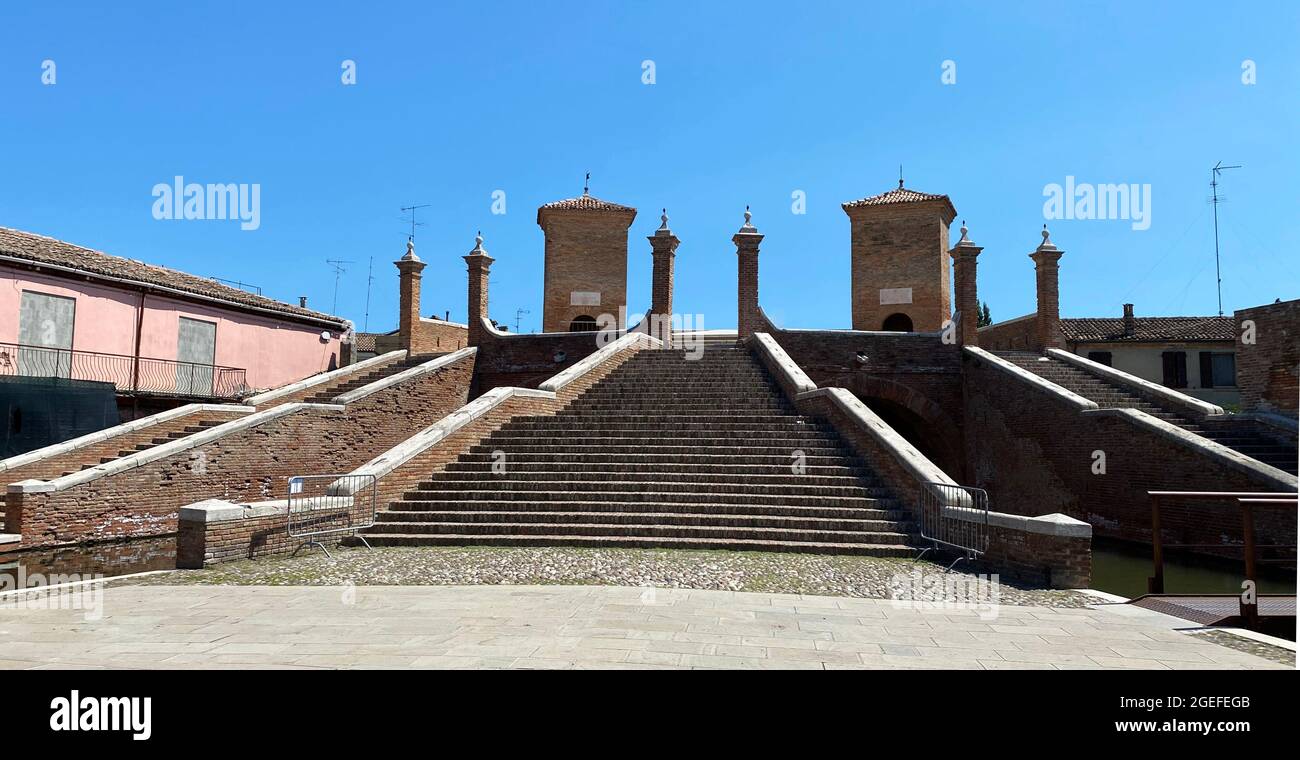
<box><xmin>536</xmin><ymin>187</ymin><xmax>637</xmax><ymax>333</ymax></box>
<box><xmin>842</xmin><ymin>182</ymin><xmax>958</xmax><ymax>332</ymax></box>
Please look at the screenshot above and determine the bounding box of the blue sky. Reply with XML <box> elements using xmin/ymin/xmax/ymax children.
<box><xmin>2</xmin><ymin>1</ymin><xmax>1296</xmax><ymax>333</ymax></box>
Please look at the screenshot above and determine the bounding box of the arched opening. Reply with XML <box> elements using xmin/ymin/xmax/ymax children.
<box><xmin>568</xmin><ymin>315</ymin><xmax>598</xmax><ymax>332</ymax></box>
<box><xmin>862</xmin><ymin>397</ymin><xmax>961</xmax><ymax>479</ymax></box>
<box><xmin>881</xmin><ymin>313</ymin><xmax>913</xmax><ymax>332</ymax></box>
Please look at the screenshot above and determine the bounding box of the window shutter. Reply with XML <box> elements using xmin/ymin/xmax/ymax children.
<box><xmin>1199</xmin><ymin>352</ymin><xmax>1214</xmax><ymax>388</ymax></box>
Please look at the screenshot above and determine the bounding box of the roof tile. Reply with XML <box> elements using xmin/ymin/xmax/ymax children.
<box><xmin>1061</xmin><ymin>316</ymin><xmax>1235</xmax><ymax>343</ymax></box>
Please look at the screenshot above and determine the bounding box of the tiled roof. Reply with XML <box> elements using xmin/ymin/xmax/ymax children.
<box><xmin>538</xmin><ymin>194</ymin><xmax>636</xmax><ymax>214</ymax></box>
<box><xmin>842</xmin><ymin>186</ymin><xmax>955</xmax><ymax>212</ymax></box>
<box><xmin>0</xmin><ymin>226</ymin><xmax>348</xmax><ymax>328</ymax></box>
<box><xmin>1061</xmin><ymin>316</ymin><xmax>1235</xmax><ymax>343</ymax></box>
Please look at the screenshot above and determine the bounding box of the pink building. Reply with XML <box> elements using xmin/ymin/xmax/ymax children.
<box><xmin>0</xmin><ymin>226</ymin><xmax>349</xmax><ymax>416</ymax></box>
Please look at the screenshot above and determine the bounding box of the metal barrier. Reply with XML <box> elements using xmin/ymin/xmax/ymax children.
<box><xmin>0</xmin><ymin>341</ymin><xmax>248</xmax><ymax>399</ymax></box>
<box><xmin>286</xmin><ymin>473</ymin><xmax>377</xmax><ymax>557</ymax></box>
<box><xmin>916</xmin><ymin>482</ymin><xmax>989</xmax><ymax>568</ymax></box>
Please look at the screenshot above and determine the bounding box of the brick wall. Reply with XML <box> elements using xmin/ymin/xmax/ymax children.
<box><xmin>962</xmin><ymin>350</ymin><xmax>1295</xmax><ymax>556</ymax></box>
<box><xmin>1236</xmin><ymin>298</ymin><xmax>1299</xmax><ymax>416</ymax></box>
<box><xmin>412</xmin><ymin>319</ymin><xmax>468</xmax><ymax>354</ymax></box>
<box><xmin>251</xmin><ymin>353</ymin><xmax>407</xmax><ymax>407</ymax></box>
<box><xmin>8</xmin><ymin>352</ymin><xmax>475</xmax><ymax>548</ymax></box>
<box><xmin>177</xmin><ymin>505</ymin><xmax>291</xmax><ymax>567</ymax></box>
<box><xmin>471</xmin><ymin>330</ymin><xmax>606</xmax><ymax>395</ymax></box>
<box><xmin>978</xmin><ymin>314</ymin><xmax>1037</xmax><ymax>351</ymax></box>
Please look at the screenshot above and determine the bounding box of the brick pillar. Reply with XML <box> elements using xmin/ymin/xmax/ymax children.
<box><xmin>648</xmin><ymin>209</ymin><xmax>679</xmax><ymax>340</ymax></box>
<box><xmin>733</xmin><ymin>207</ymin><xmax>764</xmax><ymax>339</ymax></box>
<box><xmin>948</xmin><ymin>221</ymin><xmax>982</xmax><ymax>346</ymax></box>
<box><xmin>463</xmin><ymin>232</ymin><xmax>495</xmax><ymax>347</ymax></box>
<box><xmin>394</xmin><ymin>239</ymin><xmax>426</xmax><ymax>352</ymax></box>
<box><xmin>1030</xmin><ymin>225</ymin><xmax>1064</xmax><ymax>351</ymax></box>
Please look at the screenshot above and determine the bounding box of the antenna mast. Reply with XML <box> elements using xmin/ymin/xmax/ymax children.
<box><xmin>325</xmin><ymin>258</ymin><xmax>355</xmax><ymax>315</ymax></box>
<box><xmin>1210</xmin><ymin>161</ymin><xmax>1241</xmax><ymax>316</ymax></box>
<box><xmin>362</xmin><ymin>256</ymin><xmax>374</xmax><ymax>332</ymax></box>
<box><xmin>400</xmin><ymin>203</ymin><xmax>432</xmax><ymax>243</ymax></box>
<box><xmin>515</xmin><ymin>308</ymin><xmax>530</xmax><ymax>334</ymax></box>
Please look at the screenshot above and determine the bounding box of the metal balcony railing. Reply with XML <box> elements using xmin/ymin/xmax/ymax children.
<box><xmin>0</xmin><ymin>342</ymin><xmax>249</xmax><ymax>399</ymax></box>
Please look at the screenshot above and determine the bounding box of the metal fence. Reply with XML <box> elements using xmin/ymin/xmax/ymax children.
<box><xmin>917</xmin><ymin>482</ymin><xmax>990</xmax><ymax>565</ymax></box>
<box><xmin>0</xmin><ymin>342</ymin><xmax>248</xmax><ymax>399</ymax></box>
<box><xmin>286</xmin><ymin>473</ymin><xmax>377</xmax><ymax>557</ymax></box>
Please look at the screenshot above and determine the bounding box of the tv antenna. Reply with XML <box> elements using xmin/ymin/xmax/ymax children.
<box><xmin>515</xmin><ymin>308</ymin><xmax>530</xmax><ymax>334</ymax></box>
<box><xmin>362</xmin><ymin>257</ymin><xmax>374</xmax><ymax>332</ymax></box>
<box><xmin>1210</xmin><ymin>161</ymin><xmax>1241</xmax><ymax>316</ymax></box>
<box><xmin>325</xmin><ymin>258</ymin><xmax>354</xmax><ymax>314</ymax></box>
<box><xmin>400</xmin><ymin>203</ymin><xmax>432</xmax><ymax>243</ymax></box>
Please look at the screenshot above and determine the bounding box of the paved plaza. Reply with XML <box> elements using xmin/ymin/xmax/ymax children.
<box><xmin>0</xmin><ymin>583</ymin><xmax>1290</xmax><ymax>670</ymax></box>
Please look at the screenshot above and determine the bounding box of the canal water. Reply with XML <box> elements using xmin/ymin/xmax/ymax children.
<box><xmin>1090</xmin><ymin>537</ymin><xmax>1296</xmax><ymax>599</ymax></box>
<box><xmin>0</xmin><ymin>536</ymin><xmax>177</xmax><ymax>588</ymax></box>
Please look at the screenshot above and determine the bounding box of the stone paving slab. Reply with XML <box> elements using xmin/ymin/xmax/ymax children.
<box><xmin>0</xmin><ymin>584</ymin><xmax>1290</xmax><ymax>670</ymax></box>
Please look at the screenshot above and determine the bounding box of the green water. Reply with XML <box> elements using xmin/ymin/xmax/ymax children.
<box><xmin>1091</xmin><ymin>537</ymin><xmax>1296</xmax><ymax>599</ymax></box>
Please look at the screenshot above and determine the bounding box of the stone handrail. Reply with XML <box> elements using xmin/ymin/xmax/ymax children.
<box><xmin>334</xmin><ymin>347</ymin><xmax>476</xmax><ymax>404</ymax></box>
<box><xmin>244</xmin><ymin>350</ymin><xmax>406</xmax><ymax>406</ymax></box>
<box><xmin>964</xmin><ymin>346</ymin><xmax>1098</xmax><ymax>411</ymax></box>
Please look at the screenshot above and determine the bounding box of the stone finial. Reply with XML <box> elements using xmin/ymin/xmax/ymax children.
<box><xmin>469</xmin><ymin>230</ymin><xmax>487</xmax><ymax>256</ymax></box>
<box><xmin>738</xmin><ymin>205</ymin><xmax>758</xmax><ymax>233</ymax></box>
<box><xmin>659</xmin><ymin>208</ymin><xmax>669</xmax><ymax>230</ymax></box>
<box><xmin>1037</xmin><ymin>223</ymin><xmax>1058</xmax><ymax>252</ymax></box>
<box><xmin>959</xmin><ymin>221</ymin><xmax>969</xmax><ymax>243</ymax></box>
<box><xmin>401</xmin><ymin>238</ymin><xmax>420</xmax><ymax>262</ymax></box>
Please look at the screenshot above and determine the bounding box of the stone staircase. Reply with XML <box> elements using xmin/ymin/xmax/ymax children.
<box><xmin>997</xmin><ymin>351</ymin><xmax>1298</xmax><ymax>475</ymax></box>
<box><xmin>301</xmin><ymin>354</ymin><xmax>438</xmax><ymax>404</ymax></box>
<box><xmin>361</xmin><ymin>337</ymin><xmax>918</xmax><ymax>555</ymax></box>
<box><xmin>62</xmin><ymin>419</ymin><xmax>227</xmax><ymax>476</ymax></box>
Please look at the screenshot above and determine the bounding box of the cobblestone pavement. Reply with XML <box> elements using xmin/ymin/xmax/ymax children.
<box><xmin>0</xmin><ymin>584</ymin><xmax>1289</xmax><ymax>670</ymax></box>
<box><xmin>119</xmin><ymin>546</ymin><xmax>1093</xmax><ymax>607</ymax></box>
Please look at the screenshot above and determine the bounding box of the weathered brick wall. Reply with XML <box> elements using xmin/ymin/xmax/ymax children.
<box><xmin>962</xmin><ymin>350</ymin><xmax>1295</xmax><ymax>555</ymax></box>
<box><xmin>412</xmin><ymin>319</ymin><xmax>468</xmax><ymax>354</ymax></box>
<box><xmin>1236</xmin><ymin>298</ymin><xmax>1299</xmax><ymax>416</ymax></box>
<box><xmin>177</xmin><ymin>338</ymin><xmax>652</xmax><ymax>565</ymax></box>
<box><xmin>766</xmin><ymin>326</ymin><xmax>966</xmax><ymax>478</ymax></box>
<box><xmin>9</xmin><ymin>353</ymin><xmax>475</xmax><ymax>548</ymax></box>
<box><xmin>177</xmin><ymin>508</ymin><xmax>292</xmax><ymax>567</ymax></box>
<box><xmin>979</xmin><ymin>522</ymin><xmax>1091</xmax><ymax>589</ymax></box>
<box><xmin>977</xmin><ymin>314</ymin><xmax>1037</xmax><ymax>351</ymax></box>
<box><xmin>846</xmin><ymin>202</ymin><xmax>952</xmax><ymax>332</ymax></box>
<box><xmin>471</xmin><ymin>330</ymin><xmax>605</xmax><ymax>395</ymax></box>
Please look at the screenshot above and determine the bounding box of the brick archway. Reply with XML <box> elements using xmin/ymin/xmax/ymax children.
<box><xmin>833</xmin><ymin>374</ymin><xmax>964</xmax><ymax>479</ymax></box>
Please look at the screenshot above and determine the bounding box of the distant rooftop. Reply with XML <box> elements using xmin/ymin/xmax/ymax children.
<box><xmin>0</xmin><ymin>225</ymin><xmax>348</xmax><ymax>329</ymax></box>
<box><xmin>537</xmin><ymin>193</ymin><xmax>636</xmax><ymax>223</ymax></box>
<box><xmin>1061</xmin><ymin>316</ymin><xmax>1235</xmax><ymax>343</ymax></box>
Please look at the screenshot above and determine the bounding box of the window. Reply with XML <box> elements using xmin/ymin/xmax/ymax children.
<box><xmin>1161</xmin><ymin>351</ymin><xmax>1187</xmax><ymax>389</ymax></box>
<box><xmin>17</xmin><ymin>290</ymin><xmax>76</xmax><ymax>378</ymax></box>
<box><xmin>881</xmin><ymin>313</ymin><xmax>913</xmax><ymax>332</ymax></box>
<box><xmin>568</xmin><ymin>315</ymin><xmax>598</xmax><ymax>332</ymax></box>
<box><xmin>1199</xmin><ymin>351</ymin><xmax>1236</xmax><ymax>388</ymax></box>
<box><xmin>1087</xmin><ymin>351</ymin><xmax>1113</xmax><ymax>367</ymax></box>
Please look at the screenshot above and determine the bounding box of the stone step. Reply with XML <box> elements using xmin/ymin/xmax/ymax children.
<box><xmin>363</xmin><ymin>520</ymin><xmax>913</xmax><ymax>545</ymax></box>
<box><xmin>352</xmin><ymin>533</ymin><xmax>916</xmax><ymax>557</ymax></box>
<box><xmin>411</xmin><ymin>478</ymin><xmax>886</xmax><ymax>498</ymax></box>
<box><xmin>427</xmin><ymin>470</ymin><xmax>876</xmax><ymax>486</ymax></box>
<box><xmin>477</xmin><ymin>433</ymin><xmax>845</xmax><ymax>446</ymax></box>
<box><xmin>375</xmin><ymin>510</ymin><xmax>912</xmax><ymax>533</ymax></box>
<box><xmin>453</xmin><ymin>451</ymin><xmax>862</xmax><ymax>466</ymax></box>
<box><xmin>383</xmin><ymin>499</ymin><xmax>903</xmax><ymax>520</ymax></box>
<box><xmin>464</xmin><ymin>443</ymin><xmax>850</xmax><ymax>456</ymax></box>
<box><xmin>443</xmin><ymin>461</ymin><xmax>871</xmax><ymax>477</ymax></box>
<box><xmin>401</xmin><ymin>488</ymin><xmax>887</xmax><ymax>508</ymax></box>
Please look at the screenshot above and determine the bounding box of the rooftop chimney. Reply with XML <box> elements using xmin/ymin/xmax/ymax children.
<box><xmin>1122</xmin><ymin>303</ymin><xmax>1135</xmax><ymax>337</ymax></box>
<box><xmin>299</xmin><ymin>296</ymin><xmax>308</xmax><ymax>308</ymax></box>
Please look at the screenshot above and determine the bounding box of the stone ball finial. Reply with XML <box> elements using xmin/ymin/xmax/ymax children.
<box><xmin>959</xmin><ymin>220</ymin><xmax>969</xmax><ymax>241</ymax></box>
<box><xmin>660</xmin><ymin>208</ymin><xmax>669</xmax><ymax>229</ymax></box>
<box><xmin>744</xmin><ymin>205</ymin><xmax>752</xmax><ymax>225</ymax></box>
<box><xmin>401</xmin><ymin>237</ymin><xmax>420</xmax><ymax>262</ymax></box>
<box><xmin>469</xmin><ymin>230</ymin><xmax>487</xmax><ymax>255</ymax></box>
<box><xmin>1042</xmin><ymin>224</ymin><xmax>1051</xmax><ymax>244</ymax></box>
